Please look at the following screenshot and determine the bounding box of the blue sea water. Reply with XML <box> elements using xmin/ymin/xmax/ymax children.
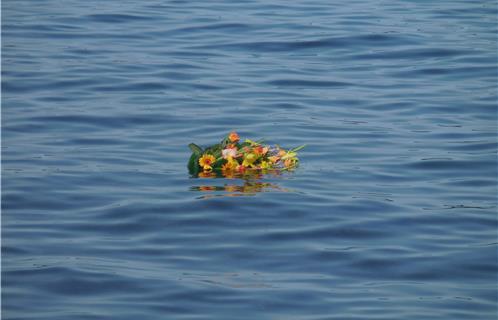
<box><xmin>2</xmin><ymin>0</ymin><xmax>497</xmax><ymax>319</ymax></box>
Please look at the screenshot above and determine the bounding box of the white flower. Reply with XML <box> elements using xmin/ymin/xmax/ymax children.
<box><xmin>222</xmin><ymin>148</ymin><xmax>237</xmax><ymax>159</ymax></box>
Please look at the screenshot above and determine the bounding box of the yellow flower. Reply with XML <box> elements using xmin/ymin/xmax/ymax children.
<box><xmin>229</xmin><ymin>156</ymin><xmax>240</xmax><ymax>167</ymax></box>
<box><xmin>259</xmin><ymin>160</ymin><xmax>271</xmax><ymax>169</ymax></box>
<box><xmin>242</xmin><ymin>153</ymin><xmax>257</xmax><ymax>168</ymax></box>
<box><xmin>221</xmin><ymin>161</ymin><xmax>236</xmax><ymax>171</ymax></box>
<box><xmin>221</xmin><ymin>156</ymin><xmax>239</xmax><ymax>177</ymax></box>
<box><xmin>199</xmin><ymin>154</ymin><xmax>216</xmax><ymax>171</ymax></box>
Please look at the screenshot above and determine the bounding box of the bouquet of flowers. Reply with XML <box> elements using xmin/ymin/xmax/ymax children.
<box><xmin>188</xmin><ymin>132</ymin><xmax>304</xmax><ymax>177</ymax></box>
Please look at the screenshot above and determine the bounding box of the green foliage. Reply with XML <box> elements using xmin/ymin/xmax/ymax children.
<box><xmin>289</xmin><ymin>144</ymin><xmax>306</xmax><ymax>153</ymax></box>
<box><xmin>204</xmin><ymin>143</ymin><xmax>222</xmax><ymax>159</ymax></box>
<box><xmin>187</xmin><ymin>143</ymin><xmax>203</xmax><ymax>176</ymax></box>
<box><xmin>188</xmin><ymin>143</ymin><xmax>203</xmax><ymax>155</ymax></box>
<box><xmin>220</xmin><ymin>137</ymin><xmax>230</xmax><ymax>149</ymax></box>
<box><xmin>187</xmin><ymin>153</ymin><xmax>201</xmax><ymax>176</ymax></box>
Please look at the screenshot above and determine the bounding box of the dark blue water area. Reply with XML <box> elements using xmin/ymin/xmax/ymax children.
<box><xmin>2</xmin><ymin>0</ymin><xmax>497</xmax><ymax>319</ymax></box>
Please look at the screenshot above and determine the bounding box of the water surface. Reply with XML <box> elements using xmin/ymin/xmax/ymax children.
<box><xmin>2</xmin><ymin>0</ymin><xmax>497</xmax><ymax>319</ymax></box>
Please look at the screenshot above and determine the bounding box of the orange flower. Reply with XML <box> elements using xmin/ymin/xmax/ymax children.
<box><xmin>269</xmin><ymin>156</ymin><xmax>280</xmax><ymax>164</ymax></box>
<box><xmin>243</xmin><ymin>146</ymin><xmax>251</xmax><ymax>153</ymax></box>
<box><xmin>228</xmin><ymin>131</ymin><xmax>240</xmax><ymax>143</ymax></box>
<box><xmin>284</xmin><ymin>158</ymin><xmax>297</xmax><ymax>169</ymax></box>
<box><xmin>253</xmin><ymin>145</ymin><xmax>265</xmax><ymax>156</ymax></box>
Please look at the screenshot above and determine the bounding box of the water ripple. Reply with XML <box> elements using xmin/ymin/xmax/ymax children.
<box><xmin>2</xmin><ymin>0</ymin><xmax>496</xmax><ymax>319</ymax></box>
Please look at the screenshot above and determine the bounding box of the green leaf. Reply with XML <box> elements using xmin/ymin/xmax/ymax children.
<box><xmin>205</xmin><ymin>143</ymin><xmax>223</xmax><ymax>159</ymax></box>
<box><xmin>213</xmin><ymin>157</ymin><xmax>225</xmax><ymax>169</ymax></box>
<box><xmin>221</xmin><ymin>137</ymin><xmax>230</xmax><ymax>148</ymax></box>
<box><xmin>244</xmin><ymin>139</ymin><xmax>258</xmax><ymax>146</ymax></box>
<box><xmin>188</xmin><ymin>153</ymin><xmax>200</xmax><ymax>176</ymax></box>
<box><xmin>289</xmin><ymin>144</ymin><xmax>306</xmax><ymax>153</ymax></box>
<box><xmin>188</xmin><ymin>143</ymin><xmax>203</xmax><ymax>155</ymax></box>
<box><xmin>281</xmin><ymin>152</ymin><xmax>296</xmax><ymax>160</ymax></box>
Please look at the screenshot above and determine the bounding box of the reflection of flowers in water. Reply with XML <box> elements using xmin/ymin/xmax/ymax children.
<box><xmin>191</xmin><ymin>169</ymin><xmax>289</xmax><ymax>198</ymax></box>
<box><xmin>199</xmin><ymin>168</ymin><xmax>283</xmax><ymax>180</ymax></box>
<box><xmin>198</xmin><ymin>171</ymin><xmax>217</xmax><ymax>178</ymax></box>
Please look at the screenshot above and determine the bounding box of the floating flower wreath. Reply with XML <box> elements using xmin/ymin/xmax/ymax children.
<box><xmin>188</xmin><ymin>132</ymin><xmax>305</xmax><ymax>177</ymax></box>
